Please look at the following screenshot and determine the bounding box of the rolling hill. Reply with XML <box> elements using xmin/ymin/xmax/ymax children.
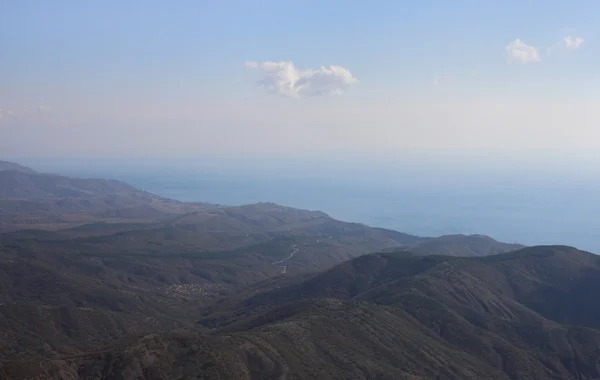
<box><xmin>391</xmin><ymin>234</ymin><xmax>525</xmax><ymax>257</ymax></box>
<box><xmin>0</xmin><ymin>200</ymin><xmax>427</xmax><ymax>360</ymax></box>
<box><xmin>4</xmin><ymin>246</ymin><xmax>600</xmax><ymax>379</ymax></box>
<box><xmin>0</xmin><ymin>160</ymin><xmax>36</xmax><ymax>174</ymax></box>
<box><xmin>0</xmin><ymin>162</ymin><xmax>214</xmax><ymax>231</ymax></box>
<box><xmin>1</xmin><ymin>159</ymin><xmax>552</xmax><ymax>380</ymax></box>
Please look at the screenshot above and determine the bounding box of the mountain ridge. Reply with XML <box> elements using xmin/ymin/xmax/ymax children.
<box><xmin>3</xmin><ymin>159</ymin><xmax>569</xmax><ymax>380</ymax></box>
<box><xmin>0</xmin><ymin>160</ymin><xmax>37</xmax><ymax>174</ymax></box>
<box><xmin>4</xmin><ymin>246</ymin><xmax>600</xmax><ymax>379</ymax></box>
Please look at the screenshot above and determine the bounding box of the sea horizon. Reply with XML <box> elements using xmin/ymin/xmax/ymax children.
<box><xmin>25</xmin><ymin>160</ymin><xmax>599</xmax><ymax>254</ymax></box>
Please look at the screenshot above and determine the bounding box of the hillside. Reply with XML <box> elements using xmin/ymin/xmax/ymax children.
<box><xmin>0</xmin><ymin>200</ymin><xmax>425</xmax><ymax>360</ymax></box>
<box><xmin>0</xmin><ymin>170</ymin><xmax>139</xmax><ymax>199</ymax></box>
<box><xmin>0</xmin><ymin>166</ymin><xmax>214</xmax><ymax>231</ymax></box>
<box><xmin>0</xmin><ymin>160</ymin><xmax>36</xmax><ymax>174</ymax></box>
<box><xmin>3</xmin><ymin>160</ymin><xmax>567</xmax><ymax>380</ymax></box>
<box><xmin>222</xmin><ymin>245</ymin><xmax>599</xmax><ymax>324</ymax></box>
<box><xmin>394</xmin><ymin>234</ymin><xmax>524</xmax><ymax>257</ymax></box>
<box><xmin>195</xmin><ymin>246</ymin><xmax>600</xmax><ymax>380</ymax></box>
<box><xmin>5</xmin><ymin>246</ymin><xmax>600</xmax><ymax>379</ymax></box>
<box><xmin>0</xmin><ymin>199</ymin><xmax>525</xmax><ymax>366</ymax></box>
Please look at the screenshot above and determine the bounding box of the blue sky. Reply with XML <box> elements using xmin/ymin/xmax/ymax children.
<box><xmin>1</xmin><ymin>1</ymin><xmax>599</xmax><ymax>165</ymax></box>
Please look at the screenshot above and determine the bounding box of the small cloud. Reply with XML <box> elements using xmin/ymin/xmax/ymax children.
<box><xmin>244</xmin><ymin>60</ymin><xmax>358</xmax><ymax>98</ymax></box>
<box><xmin>563</xmin><ymin>36</ymin><xmax>584</xmax><ymax>50</ymax></box>
<box><xmin>470</xmin><ymin>70</ymin><xmax>480</xmax><ymax>77</ymax></box>
<box><xmin>505</xmin><ymin>38</ymin><xmax>541</xmax><ymax>64</ymax></box>
<box><xmin>432</xmin><ymin>75</ymin><xmax>440</xmax><ymax>86</ymax></box>
<box><xmin>547</xmin><ymin>35</ymin><xmax>584</xmax><ymax>55</ymax></box>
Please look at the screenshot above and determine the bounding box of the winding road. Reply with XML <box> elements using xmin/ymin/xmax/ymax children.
<box><xmin>272</xmin><ymin>244</ymin><xmax>299</xmax><ymax>274</ymax></box>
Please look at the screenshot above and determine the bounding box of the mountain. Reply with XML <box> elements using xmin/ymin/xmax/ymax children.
<box><xmin>6</xmin><ymin>246</ymin><xmax>594</xmax><ymax>380</ymax></box>
<box><xmin>392</xmin><ymin>234</ymin><xmax>525</xmax><ymax>257</ymax></box>
<box><xmin>4</xmin><ymin>246</ymin><xmax>600</xmax><ymax>379</ymax></box>
<box><xmin>0</xmin><ymin>169</ymin><xmax>138</xmax><ymax>198</ymax></box>
<box><xmin>0</xmin><ymin>199</ymin><xmax>523</xmax><ymax>367</ymax></box>
<box><xmin>3</xmin><ymin>160</ymin><xmax>559</xmax><ymax>380</ymax></box>
<box><xmin>188</xmin><ymin>246</ymin><xmax>600</xmax><ymax>380</ymax></box>
<box><xmin>0</xmin><ymin>168</ymin><xmax>215</xmax><ymax>232</ymax></box>
<box><xmin>0</xmin><ymin>160</ymin><xmax>37</xmax><ymax>174</ymax></box>
<box><xmin>0</xmin><ymin>199</ymin><xmax>426</xmax><ymax>361</ymax></box>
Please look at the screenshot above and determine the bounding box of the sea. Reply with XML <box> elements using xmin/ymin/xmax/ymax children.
<box><xmin>46</xmin><ymin>161</ymin><xmax>599</xmax><ymax>254</ymax></box>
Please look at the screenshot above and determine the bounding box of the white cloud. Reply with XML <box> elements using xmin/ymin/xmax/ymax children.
<box><xmin>244</xmin><ymin>61</ymin><xmax>358</xmax><ymax>98</ymax></box>
<box><xmin>505</xmin><ymin>39</ymin><xmax>541</xmax><ymax>63</ymax></box>
<box><xmin>563</xmin><ymin>36</ymin><xmax>584</xmax><ymax>50</ymax></box>
<box><xmin>547</xmin><ymin>35</ymin><xmax>584</xmax><ymax>56</ymax></box>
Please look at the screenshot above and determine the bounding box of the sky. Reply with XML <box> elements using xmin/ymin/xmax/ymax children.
<box><xmin>1</xmin><ymin>0</ymin><xmax>599</xmax><ymax>172</ymax></box>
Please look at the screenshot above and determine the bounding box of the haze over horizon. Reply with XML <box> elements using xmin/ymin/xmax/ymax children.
<box><xmin>2</xmin><ymin>0</ymin><xmax>600</xmax><ymax>252</ymax></box>
<box><xmin>1</xmin><ymin>0</ymin><xmax>599</xmax><ymax>171</ymax></box>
